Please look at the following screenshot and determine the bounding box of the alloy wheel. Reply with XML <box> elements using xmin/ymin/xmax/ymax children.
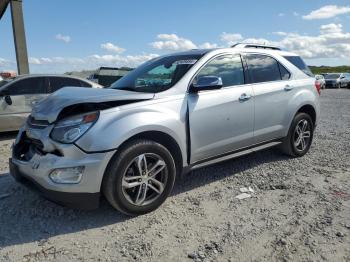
<box><xmin>293</xmin><ymin>119</ymin><xmax>311</xmax><ymax>152</ymax></box>
<box><xmin>121</xmin><ymin>153</ymin><xmax>168</xmax><ymax>206</ymax></box>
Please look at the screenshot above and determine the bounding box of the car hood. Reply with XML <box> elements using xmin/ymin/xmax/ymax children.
<box><xmin>31</xmin><ymin>86</ymin><xmax>155</xmax><ymax>123</ymax></box>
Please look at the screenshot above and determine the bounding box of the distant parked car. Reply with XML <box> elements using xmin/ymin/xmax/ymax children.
<box><xmin>324</xmin><ymin>73</ymin><xmax>350</xmax><ymax>89</ymax></box>
<box><xmin>88</xmin><ymin>67</ymin><xmax>133</xmax><ymax>87</ymax></box>
<box><xmin>315</xmin><ymin>75</ymin><xmax>326</xmax><ymax>89</ymax></box>
<box><xmin>0</xmin><ymin>74</ymin><xmax>102</xmax><ymax>132</ymax></box>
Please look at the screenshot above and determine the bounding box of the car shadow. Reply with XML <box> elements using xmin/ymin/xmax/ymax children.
<box><xmin>173</xmin><ymin>148</ymin><xmax>289</xmax><ymax>196</ymax></box>
<box><xmin>0</xmin><ymin>147</ymin><xmax>289</xmax><ymax>248</ymax></box>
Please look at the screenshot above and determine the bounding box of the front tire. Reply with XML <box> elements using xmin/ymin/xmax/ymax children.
<box><xmin>102</xmin><ymin>139</ymin><xmax>176</xmax><ymax>216</ymax></box>
<box><xmin>280</xmin><ymin>113</ymin><xmax>314</xmax><ymax>157</ymax></box>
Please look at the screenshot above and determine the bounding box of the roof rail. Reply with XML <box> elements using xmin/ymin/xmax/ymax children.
<box><xmin>231</xmin><ymin>43</ymin><xmax>281</xmax><ymax>51</ymax></box>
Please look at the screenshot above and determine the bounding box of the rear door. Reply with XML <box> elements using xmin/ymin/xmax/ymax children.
<box><xmin>244</xmin><ymin>53</ymin><xmax>292</xmax><ymax>143</ymax></box>
<box><xmin>0</xmin><ymin>77</ymin><xmax>47</xmax><ymax>131</ymax></box>
<box><xmin>188</xmin><ymin>54</ymin><xmax>254</xmax><ymax>163</ymax></box>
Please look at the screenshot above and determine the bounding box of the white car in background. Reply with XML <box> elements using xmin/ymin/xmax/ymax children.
<box><xmin>315</xmin><ymin>75</ymin><xmax>326</xmax><ymax>89</ymax></box>
<box><xmin>0</xmin><ymin>74</ymin><xmax>102</xmax><ymax>132</ymax></box>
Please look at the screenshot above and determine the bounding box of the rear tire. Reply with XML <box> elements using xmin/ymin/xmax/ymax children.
<box><xmin>102</xmin><ymin>139</ymin><xmax>176</xmax><ymax>216</ymax></box>
<box><xmin>280</xmin><ymin>113</ymin><xmax>314</xmax><ymax>157</ymax></box>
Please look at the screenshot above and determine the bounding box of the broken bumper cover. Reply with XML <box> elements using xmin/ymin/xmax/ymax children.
<box><xmin>10</xmin><ymin>130</ymin><xmax>116</xmax><ymax>210</ymax></box>
<box><xmin>10</xmin><ymin>158</ymin><xmax>100</xmax><ymax>210</ymax></box>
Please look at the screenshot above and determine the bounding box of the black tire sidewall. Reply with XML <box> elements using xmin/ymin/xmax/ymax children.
<box><xmin>288</xmin><ymin>113</ymin><xmax>314</xmax><ymax>157</ymax></box>
<box><xmin>104</xmin><ymin>140</ymin><xmax>176</xmax><ymax>215</ymax></box>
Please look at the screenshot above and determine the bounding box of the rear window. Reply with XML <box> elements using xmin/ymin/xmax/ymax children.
<box><xmin>283</xmin><ymin>56</ymin><xmax>313</xmax><ymax>77</ymax></box>
<box><xmin>324</xmin><ymin>74</ymin><xmax>340</xmax><ymax>79</ymax></box>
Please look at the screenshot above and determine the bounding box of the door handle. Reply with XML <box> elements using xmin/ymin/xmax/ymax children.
<box><xmin>284</xmin><ymin>85</ymin><xmax>294</xmax><ymax>91</ymax></box>
<box><xmin>239</xmin><ymin>93</ymin><xmax>252</xmax><ymax>102</ymax></box>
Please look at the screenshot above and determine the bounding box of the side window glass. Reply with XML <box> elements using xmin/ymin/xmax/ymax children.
<box><xmin>278</xmin><ymin>63</ymin><xmax>291</xmax><ymax>80</ymax></box>
<box><xmin>246</xmin><ymin>54</ymin><xmax>281</xmax><ymax>83</ymax></box>
<box><xmin>49</xmin><ymin>77</ymin><xmax>82</xmax><ymax>93</ymax></box>
<box><xmin>7</xmin><ymin>77</ymin><xmax>46</xmax><ymax>95</ymax></box>
<box><xmin>195</xmin><ymin>55</ymin><xmax>244</xmax><ymax>88</ymax></box>
<box><xmin>49</xmin><ymin>77</ymin><xmax>64</xmax><ymax>92</ymax></box>
<box><xmin>79</xmin><ymin>80</ymin><xmax>91</xmax><ymax>87</ymax></box>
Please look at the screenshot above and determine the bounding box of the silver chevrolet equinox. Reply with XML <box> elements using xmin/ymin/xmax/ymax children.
<box><xmin>10</xmin><ymin>44</ymin><xmax>320</xmax><ymax>215</ymax></box>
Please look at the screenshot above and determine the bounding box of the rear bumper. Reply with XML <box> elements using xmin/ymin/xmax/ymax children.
<box><xmin>9</xmin><ymin>158</ymin><xmax>100</xmax><ymax>210</ymax></box>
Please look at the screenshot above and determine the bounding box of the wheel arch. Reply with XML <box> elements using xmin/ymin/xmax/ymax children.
<box><xmin>101</xmin><ymin>130</ymin><xmax>184</xmax><ymax>192</ymax></box>
<box><xmin>295</xmin><ymin>104</ymin><xmax>317</xmax><ymax>128</ymax></box>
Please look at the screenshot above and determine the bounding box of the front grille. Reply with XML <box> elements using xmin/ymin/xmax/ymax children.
<box><xmin>27</xmin><ymin>116</ymin><xmax>50</xmax><ymax>129</ymax></box>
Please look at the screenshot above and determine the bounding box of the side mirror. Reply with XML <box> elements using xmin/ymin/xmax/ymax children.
<box><xmin>4</xmin><ymin>95</ymin><xmax>12</xmax><ymax>105</ymax></box>
<box><xmin>190</xmin><ymin>76</ymin><xmax>223</xmax><ymax>93</ymax></box>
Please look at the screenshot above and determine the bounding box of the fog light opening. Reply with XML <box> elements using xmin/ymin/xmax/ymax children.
<box><xmin>49</xmin><ymin>167</ymin><xmax>84</xmax><ymax>184</ymax></box>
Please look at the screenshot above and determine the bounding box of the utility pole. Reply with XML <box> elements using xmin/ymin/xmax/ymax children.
<box><xmin>10</xmin><ymin>0</ymin><xmax>29</xmax><ymax>74</ymax></box>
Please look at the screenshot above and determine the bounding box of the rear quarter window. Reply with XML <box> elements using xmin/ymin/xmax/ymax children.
<box><xmin>283</xmin><ymin>56</ymin><xmax>313</xmax><ymax>77</ymax></box>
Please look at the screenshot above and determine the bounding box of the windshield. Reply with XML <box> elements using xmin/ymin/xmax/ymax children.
<box><xmin>325</xmin><ymin>74</ymin><xmax>340</xmax><ymax>79</ymax></box>
<box><xmin>110</xmin><ymin>54</ymin><xmax>203</xmax><ymax>93</ymax></box>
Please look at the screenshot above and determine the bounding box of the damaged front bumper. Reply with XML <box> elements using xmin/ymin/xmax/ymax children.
<box><xmin>10</xmin><ymin>125</ymin><xmax>116</xmax><ymax>210</ymax></box>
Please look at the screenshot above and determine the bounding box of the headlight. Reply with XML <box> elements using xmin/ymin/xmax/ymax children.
<box><xmin>51</xmin><ymin>111</ymin><xmax>99</xmax><ymax>143</ymax></box>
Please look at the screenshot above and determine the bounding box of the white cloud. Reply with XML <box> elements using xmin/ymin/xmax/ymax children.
<box><xmin>220</xmin><ymin>32</ymin><xmax>243</xmax><ymax>46</ymax></box>
<box><xmin>272</xmin><ymin>31</ymin><xmax>288</xmax><ymax>36</ymax></box>
<box><xmin>6</xmin><ymin>27</ymin><xmax>350</xmax><ymax>73</ymax></box>
<box><xmin>293</xmin><ymin>12</ymin><xmax>299</xmax><ymax>17</ymax></box>
<box><xmin>198</xmin><ymin>42</ymin><xmax>218</xmax><ymax>49</ymax></box>
<box><xmin>55</xmin><ymin>34</ymin><xmax>71</xmax><ymax>43</ymax></box>
<box><xmin>319</xmin><ymin>23</ymin><xmax>343</xmax><ymax>34</ymax></box>
<box><xmin>29</xmin><ymin>57</ymin><xmax>41</xmax><ymax>65</ymax></box>
<box><xmin>29</xmin><ymin>57</ymin><xmax>84</xmax><ymax>65</ymax></box>
<box><xmin>100</xmin><ymin>42</ymin><xmax>126</xmax><ymax>53</ymax></box>
<box><xmin>0</xmin><ymin>58</ymin><xmax>12</xmax><ymax>67</ymax></box>
<box><xmin>150</xmin><ymin>34</ymin><xmax>197</xmax><ymax>51</ymax></box>
<box><xmin>27</xmin><ymin>53</ymin><xmax>158</xmax><ymax>73</ymax></box>
<box><xmin>278</xmin><ymin>13</ymin><xmax>285</xmax><ymax>17</ymax></box>
<box><xmin>303</xmin><ymin>5</ymin><xmax>350</xmax><ymax>20</ymax></box>
<box><xmin>219</xmin><ymin>23</ymin><xmax>350</xmax><ymax>60</ymax></box>
<box><xmin>88</xmin><ymin>53</ymin><xmax>159</xmax><ymax>68</ymax></box>
<box><xmin>278</xmin><ymin>23</ymin><xmax>350</xmax><ymax>59</ymax></box>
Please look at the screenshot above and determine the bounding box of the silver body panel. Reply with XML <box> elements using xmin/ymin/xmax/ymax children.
<box><xmin>11</xmin><ymin>48</ymin><xmax>320</xmax><ymax>196</ymax></box>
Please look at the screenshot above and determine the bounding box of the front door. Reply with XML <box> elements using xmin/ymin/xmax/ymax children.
<box><xmin>188</xmin><ymin>54</ymin><xmax>254</xmax><ymax>163</ymax></box>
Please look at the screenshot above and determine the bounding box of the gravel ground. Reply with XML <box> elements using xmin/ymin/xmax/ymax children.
<box><xmin>0</xmin><ymin>89</ymin><xmax>349</xmax><ymax>262</ymax></box>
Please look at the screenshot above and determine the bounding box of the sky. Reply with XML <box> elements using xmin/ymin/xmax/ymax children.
<box><xmin>1</xmin><ymin>0</ymin><xmax>350</xmax><ymax>73</ymax></box>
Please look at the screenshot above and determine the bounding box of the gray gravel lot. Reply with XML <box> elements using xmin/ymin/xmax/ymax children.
<box><xmin>0</xmin><ymin>89</ymin><xmax>349</xmax><ymax>261</ymax></box>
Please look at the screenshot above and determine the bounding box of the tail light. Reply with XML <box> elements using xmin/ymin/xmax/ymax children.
<box><xmin>315</xmin><ymin>81</ymin><xmax>321</xmax><ymax>95</ymax></box>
